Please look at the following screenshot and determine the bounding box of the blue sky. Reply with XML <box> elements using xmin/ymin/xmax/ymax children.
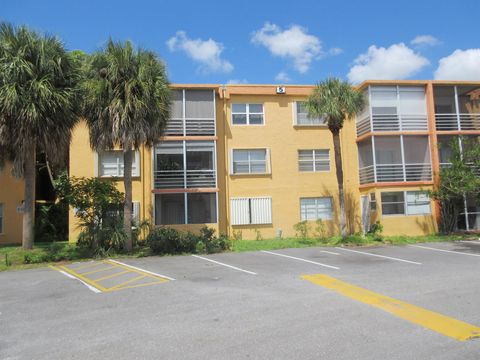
<box><xmin>3</xmin><ymin>0</ymin><xmax>480</xmax><ymax>84</ymax></box>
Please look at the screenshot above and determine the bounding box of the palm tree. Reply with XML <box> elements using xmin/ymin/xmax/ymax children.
<box><xmin>0</xmin><ymin>23</ymin><xmax>80</xmax><ymax>249</ymax></box>
<box><xmin>306</xmin><ymin>78</ymin><xmax>365</xmax><ymax>237</ymax></box>
<box><xmin>82</xmin><ymin>39</ymin><xmax>170</xmax><ymax>251</ymax></box>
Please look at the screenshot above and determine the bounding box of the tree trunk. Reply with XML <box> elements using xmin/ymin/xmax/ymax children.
<box><xmin>22</xmin><ymin>145</ymin><xmax>36</xmax><ymax>249</ymax></box>
<box><xmin>332</xmin><ymin>130</ymin><xmax>347</xmax><ymax>237</ymax></box>
<box><xmin>123</xmin><ymin>149</ymin><xmax>133</xmax><ymax>251</ymax></box>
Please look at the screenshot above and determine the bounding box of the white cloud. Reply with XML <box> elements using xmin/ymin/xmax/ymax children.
<box><xmin>227</xmin><ymin>79</ymin><xmax>248</xmax><ymax>84</ymax></box>
<box><xmin>251</xmin><ymin>22</ymin><xmax>321</xmax><ymax>73</ymax></box>
<box><xmin>434</xmin><ymin>49</ymin><xmax>480</xmax><ymax>80</ymax></box>
<box><xmin>275</xmin><ymin>71</ymin><xmax>291</xmax><ymax>83</ymax></box>
<box><xmin>347</xmin><ymin>43</ymin><xmax>429</xmax><ymax>83</ymax></box>
<box><xmin>411</xmin><ymin>35</ymin><xmax>441</xmax><ymax>47</ymax></box>
<box><xmin>328</xmin><ymin>47</ymin><xmax>343</xmax><ymax>56</ymax></box>
<box><xmin>167</xmin><ymin>31</ymin><xmax>233</xmax><ymax>73</ymax></box>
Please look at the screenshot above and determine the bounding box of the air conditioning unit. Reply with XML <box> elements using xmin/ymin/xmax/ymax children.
<box><xmin>276</xmin><ymin>86</ymin><xmax>286</xmax><ymax>94</ymax></box>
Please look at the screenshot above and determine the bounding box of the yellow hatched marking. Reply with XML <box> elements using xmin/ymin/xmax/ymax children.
<box><xmin>108</xmin><ymin>275</ymin><xmax>146</xmax><ymax>290</ymax></box>
<box><xmin>302</xmin><ymin>274</ymin><xmax>480</xmax><ymax>341</ymax></box>
<box><xmin>81</xmin><ymin>266</ymin><xmax>117</xmax><ymax>276</ymax></box>
<box><xmin>111</xmin><ymin>280</ymin><xmax>168</xmax><ymax>291</ymax></box>
<box><xmin>102</xmin><ymin>260</ymin><xmax>171</xmax><ymax>281</ymax></box>
<box><xmin>57</xmin><ymin>265</ymin><xmax>109</xmax><ymax>292</ymax></box>
<box><xmin>95</xmin><ymin>270</ymin><xmax>130</xmax><ymax>282</ymax></box>
<box><xmin>71</xmin><ymin>261</ymin><xmax>105</xmax><ymax>271</ymax></box>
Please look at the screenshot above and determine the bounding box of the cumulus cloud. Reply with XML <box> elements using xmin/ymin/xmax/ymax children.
<box><xmin>275</xmin><ymin>71</ymin><xmax>291</xmax><ymax>83</ymax></box>
<box><xmin>411</xmin><ymin>35</ymin><xmax>441</xmax><ymax>47</ymax></box>
<box><xmin>227</xmin><ymin>79</ymin><xmax>248</xmax><ymax>84</ymax></box>
<box><xmin>347</xmin><ymin>43</ymin><xmax>429</xmax><ymax>83</ymax></box>
<box><xmin>167</xmin><ymin>31</ymin><xmax>233</xmax><ymax>73</ymax></box>
<box><xmin>251</xmin><ymin>22</ymin><xmax>321</xmax><ymax>73</ymax></box>
<box><xmin>434</xmin><ymin>49</ymin><xmax>480</xmax><ymax>80</ymax></box>
<box><xmin>328</xmin><ymin>47</ymin><xmax>344</xmax><ymax>56</ymax></box>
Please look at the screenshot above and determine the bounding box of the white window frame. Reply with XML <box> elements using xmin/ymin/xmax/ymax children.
<box><xmin>381</xmin><ymin>191</ymin><xmax>431</xmax><ymax>217</ymax></box>
<box><xmin>293</xmin><ymin>101</ymin><xmax>326</xmax><ymax>126</ymax></box>
<box><xmin>406</xmin><ymin>191</ymin><xmax>431</xmax><ymax>215</ymax></box>
<box><xmin>230</xmin><ymin>149</ymin><xmax>271</xmax><ymax>175</ymax></box>
<box><xmin>0</xmin><ymin>203</ymin><xmax>4</xmax><ymax>234</ymax></box>
<box><xmin>230</xmin><ymin>197</ymin><xmax>272</xmax><ymax>225</ymax></box>
<box><xmin>298</xmin><ymin>149</ymin><xmax>330</xmax><ymax>172</ymax></box>
<box><xmin>97</xmin><ymin>150</ymin><xmax>140</xmax><ymax>178</ymax></box>
<box><xmin>300</xmin><ymin>197</ymin><xmax>333</xmax><ymax>221</ymax></box>
<box><xmin>231</xmin><ymin>103</ymin><xmax>265</xmax><ymax>126</ymax></box>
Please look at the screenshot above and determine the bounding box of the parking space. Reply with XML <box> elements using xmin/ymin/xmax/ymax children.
<box><xmin>1</xmin><ymin>241</ymin><xmax>480</xmax><ymax>359</ymax></box>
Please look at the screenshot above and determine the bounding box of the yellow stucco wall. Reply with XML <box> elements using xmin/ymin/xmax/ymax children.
<box><xmin>0</xmin><ymin>163</ymin><xmax>24</xmax><ymax>245</ymax></box>
<box><xmin>360</xmin><ymin>185</ymin><xmax>438</xmax><ymax>236</ymax></box>
<box><xmin>222</xmin><ymin>94</ymin><xmax>362</xmax><ymax>239</ymax></box>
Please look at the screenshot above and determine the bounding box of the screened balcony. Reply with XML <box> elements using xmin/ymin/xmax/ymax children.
<box><xmin>154</xmin><ymin>141</ymin><xmax>216</xmax><ymax>189</ymax></box>
<box><xmin>164</xmin><ymin>89</ymin><xmax>216</xmax><ymax>136</ymax></box>
<box><xmin>438</xmin><ymin>135</ymin><xmax>480</xmax><ymax>175</ymax></box>
<box><xmin>358</xmin><ymin>135</ymin><xmax>432</xmax><ymax>184</ymax></box>
<box><xmin>434</xmin><ymin>85</ymin><xmax>480</xmax><ymax>131</ymax></box>
<box><xmin>356</xmin><ymin>86</ymin><xmax>428</xmax><ymax>136</ymax></box>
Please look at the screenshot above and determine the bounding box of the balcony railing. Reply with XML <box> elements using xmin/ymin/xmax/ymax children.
<box><xmin>435</xmin><ymin>113</ymin><xmax>480</xmax><ymax>131</ymax></box>
<box><xmin>154</xmin><ymin>169</ymin><xmax>216</xmax><ymax>189</ymax></box>
<box><xmin>163</xmin><ymin>118</ymin><xmax>215</xmax><ymax>136</ymax></box>
<box><xmin>359</xmin><ymin>163</ymin><xmax>432</xmax><ymax>184</ymax></box>
<box><xmin>356</xmin><ymin>114</ymin><xmax>428</xmax><ymax>136</ymax></box>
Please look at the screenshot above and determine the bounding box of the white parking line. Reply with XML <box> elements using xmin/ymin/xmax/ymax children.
<box><xmin>335</xmin><ymin>247</ymin><xmax>421</xmax><ymax>265</ymax></box>
<box><xmin>457</xmin><ymin>240</ymin><xmax>480</xmax><ymax>245</ymax></box>
<box><xmin>191</xmin><ymin>255</ymin><xmax>257</xmax><ymax>275</ymax></box>
<box><xmin>261</xmin><ymin>250</ymin><xmax>340</xmax><ymax>270</ymax></box>
<box><xmin>410</xmin><ymin>245</ymin><xmax>480</xmax><ymax>257</ymax></box>
<box><xmin>55</xmin><ymin>268</ymin><xmax>101</xmax><ymax>293</ymax></box>
<box><xmin>108</xmin><ymin>259</ymin><xmax>176</xmax><ymax>280</ymax></box>
<box><xmin>320</xmin><ymin>250</ymin><xmax>341</xmax><ymax>255</ymax></box>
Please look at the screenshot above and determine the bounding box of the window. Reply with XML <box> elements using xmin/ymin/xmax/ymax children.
<box><xmin>381</xmin><ymin>191</ymin><xmax>431</xmax><ymax>216</ymax></box>
<box><xmin>132</xmin><ymin>202</ymin><xmax>140</xmax><ymax>226</ymax></box>
<box><xmin>154</xmin><ymin>193</ymin><xmax>217</xmax><ymax>225</ymax></box>
<box><xmin>300</xmin><ymin>198</ymin><xmax>332</xmax><ymax>221</ymax></box>
<box><xmin>369</xmin><ymin>193</ymin><xmax>377</xmax><ymax>212</ymax></box>
<box><xmin>0</xmin><ymin>203</ymin><xmax>3</xmax><ymax>234</ymax></box>
<box><xmin>232</xmin><ymin>149</ymin><xmax>269</xmax><ymax>174</ymax></box>
<box><xmin>98</xmin><ymin>150</ymin><xmax>140</xmax><ymax>177</ymax></box>
<box><xmin>232</xmin><ymin>103</ymin><xmax>264</xmax><ymax>125</ymax></box>
<box><xmin>298</xmin><ymin>149</ymin><xmax>330</xmax><ymax>172</ymax></box>
<box><xmin>406</xmin><ymin>191</ymin><xmax>431</xmax><ymax>215</ymax></box>
<box><xmin>381</xmin><ymin>192</ymin><xmax>405</xmax><ymax>215</ymax></box>
<box><xmin>230</xmin><ymin>197</ymin><xmax>272</xmax><ymax>225</ymax></box>
<box><xmin>294</xmin><ymin>101</ymin><xmax>325</xmax><ymax>125</ymax></box>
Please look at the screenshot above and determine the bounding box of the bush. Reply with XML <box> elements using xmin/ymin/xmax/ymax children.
<box><xmin>294</xmin><ymin>221</ymin><xmax>310</xmax><ymax>240</ymax></box>
<box><xmin>367</xmin><ymin>221</ymin><xmax>384</xmax><ymax>242</ymax></box>
<box><xmin>146</xmin><ymin>226</ymin><xmax>230</xmax><ymax>255</ymax></box>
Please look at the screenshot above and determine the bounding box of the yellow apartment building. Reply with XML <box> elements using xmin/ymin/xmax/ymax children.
<box><xmin>2</xmin><ymin>80</ymin><xmax>480</xmax><ymax>244</ymax></box>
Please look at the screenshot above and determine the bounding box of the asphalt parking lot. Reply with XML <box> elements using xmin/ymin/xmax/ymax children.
<box><xmin>1</xmin><ymin>241</ymin><xmax>480</xmax><ymax>359</ymax></box>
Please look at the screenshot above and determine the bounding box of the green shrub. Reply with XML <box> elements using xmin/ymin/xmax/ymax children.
<box><xmin>314</xmin><ymin>219</ymin><xmax>328</xmax><ymax>242</ymax></box>
<box><xmin>146</xmin><ymin>227</ymin><xmax>183</xmax><ymax>255</ymax></box>
<box><xmin>23</xmin><ymin>253</ymin><xmax>50</xmax><ymax>264</ymax></box>
<box><xmin>294</xmin><ymin>221</ymin><xmax>310</xmax><ymax>239</ymax></box>
<box><xmin>367</xmin><ymin>221</ymin><xmax>384</xmax><ymax>242</ymax></box>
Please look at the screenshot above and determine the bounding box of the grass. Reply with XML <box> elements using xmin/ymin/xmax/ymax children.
<box><xmin>231</xmin><ymin>233</ymin><xmax>477</xmax><ymax>252</ymax></box>
<box><xmin>1</xmin><ymin>233</ymin><xmax>478</xmax><ymax>272</ymax></box>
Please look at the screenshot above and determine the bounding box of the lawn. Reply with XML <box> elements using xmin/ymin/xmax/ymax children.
<box><xmin>1</xmin><ymin>233</ymin><xmax>477</xmax><ymax>272</ymax></box>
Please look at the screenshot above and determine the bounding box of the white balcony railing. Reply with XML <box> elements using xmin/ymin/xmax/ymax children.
<box><xmin>359</xmin><ymin>163</ymin><xmax>432</xmax><ymax>184</ymax></box>
<box><xmin>356</xmin><ymin>114</ymin><xmax>428</xmax><ymax>136</ymax></box>
<box><xmin>154</xmin><ymin>169</ymin><xmax>216</xmax><ymax>189</ymax></box>
<box><xmin>435</xmin><ymin>113</ymin><xmax>480</xmax><ymax>131</ymax></box>
<box><xmin>163</xmin><ymin>118</ymin><xmax>216</xmax><ymax>136</ymax></box>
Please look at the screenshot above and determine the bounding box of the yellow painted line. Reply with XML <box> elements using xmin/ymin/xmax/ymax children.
<box><xmin>109</xmin><ymin>280</ymin><xmax>168</xmax><ymax>292</ymax></box>
<box><xmin>107</xmin><ymin>274</ymin><xmax>146</xmax><ymax>291</ymax></box>
<box><xmin>103</xmin><ymin>260</ymin><xmax>172</xmax><ymax>281</ymax></box>
<box><xmin>70</xmin><ymin>261</ymin><xmax>105</xmax><ymax>271</ymax></box>
<box><xmin>94</xmin><ymin>270</ymin><xmax>131</xmax><ymax>282</ymax></box>
<box><xmin>81</xmin><ymin>265</ymin><xmax>117</xmax><ymax>276</ymax></box>
<box><xmin>54</xmin><ymin>265</ymin><xmax>109</xmax><ymax>292</ymax></box>
<box><xmin>302</xmin><ymin>274</ymin><xmax>480</xmax><ymax>341</ymax></box>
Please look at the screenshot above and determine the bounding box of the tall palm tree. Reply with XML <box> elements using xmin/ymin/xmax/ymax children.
<box><xmin>82</xmin><ymin>39</ymin><xmax>170</xmax><ymax>251</ymax></box>
<box><xmin>0</xmin><ymin>23</ymin><xmax>80</xmax><ymax>249</ymax></box>
<box><xmin>306</xmin><ymin>78</ymin><xmax>365</xmax><ymax>237</ymax></box>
